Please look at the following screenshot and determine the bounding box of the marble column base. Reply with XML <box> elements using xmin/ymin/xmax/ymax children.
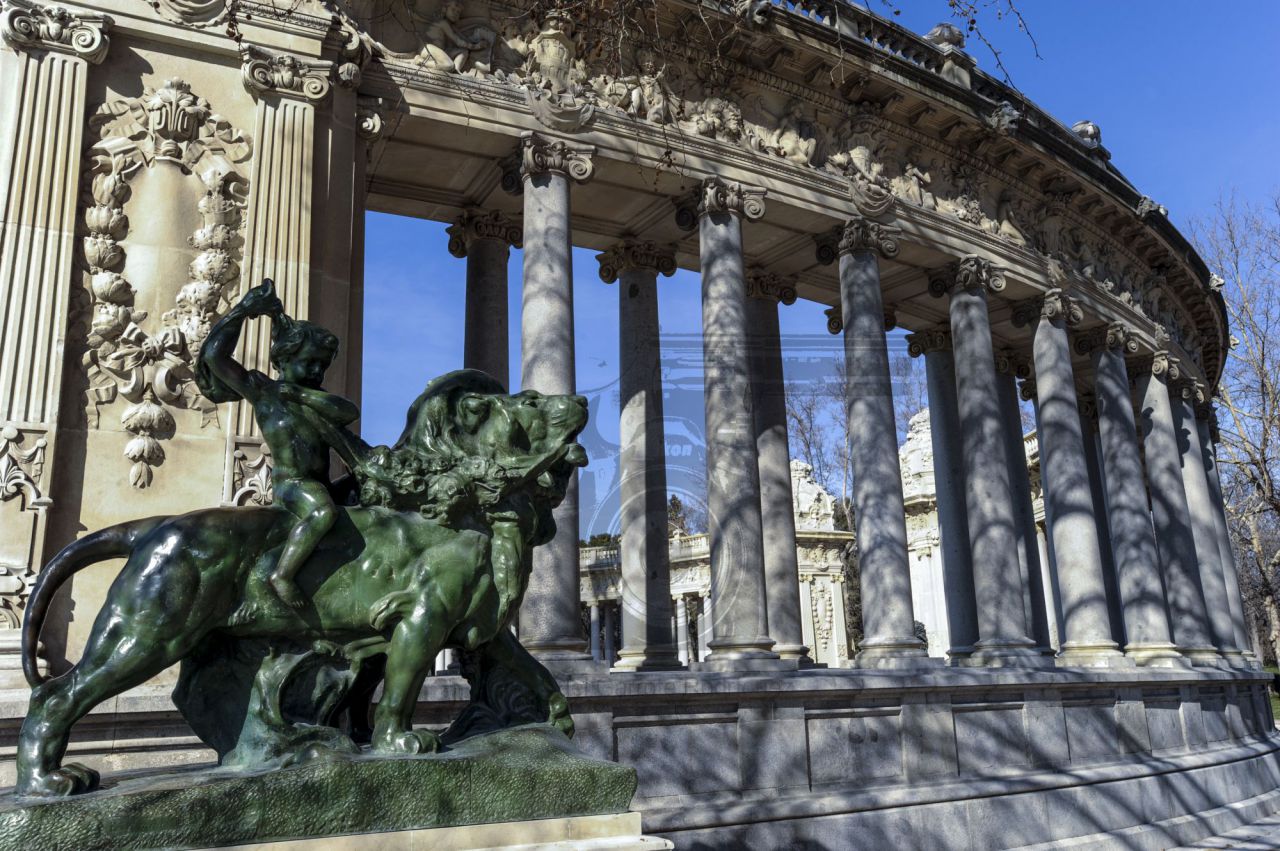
<box><xmin>1124</xmin><ymin>642</ymin><xmax>1193</xmax><ymax>668</ymax></box>
<box><xmin>612</xmin><ymin>644</ymin><xmax>684</xmax><ymax>673</ymax></box>
<box><xmin>1181</xmin><ymin>645</ymin><xmax>1231</xmax><ymax>668</ymax></box>
<box><xmin>959</xmin><ymin>639</ymin><xmax>1056</xmax><ymax>668</ymax></box>
<box><xmin>855</xmin><ymin>639</ymin><xmax>934</xmax><ymax>670</ymax></box>
<box><xmin>696</xmin><ymin>641</ymin><xmax>792</xmax><ymax>672</ymax></box>
<box><xmin>1055</xmin><ymin>641</ymin><xmax>1133</xmax><ymax>669</ymax></box>
<box><xmin>773</xmin><ymin>643</ymin><xmax>816</xmax><ymax>667</ymax></box>
<box><xmin>1220</xmin><ymin>649</ymin><xmax>1253</xmax><ymax>669</ymax></box>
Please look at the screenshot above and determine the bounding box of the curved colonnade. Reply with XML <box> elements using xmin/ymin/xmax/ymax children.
<box><xmin>0</xmin><ymin>0</ymin><xmax>1274</xmax><ymax>846</ymax></box>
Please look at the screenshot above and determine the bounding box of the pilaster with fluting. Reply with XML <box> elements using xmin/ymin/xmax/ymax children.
<box><xmin>598</xmin><ymin>240</ymin><xmax>681</xmax><ymax>671</ymax></box>
<box><xmin>515</xmin><ymin>131</ymin><xmax>595</xmax><ymax>663</ymax></box>
<box><xmin>928</xmin><ymin>257</ymin><xmax>1045</xmax><ymax>666</ymax></box>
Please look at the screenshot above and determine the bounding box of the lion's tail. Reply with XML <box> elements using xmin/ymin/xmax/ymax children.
<box><xmin>22</xmin><ymin>516</ymin><xmax>167</xmax><ymax>687</ymax></box>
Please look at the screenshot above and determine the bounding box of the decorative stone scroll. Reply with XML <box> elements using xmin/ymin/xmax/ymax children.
<box><xmin>745</xmin><ymin>270</ymin><xmax>797</xmax><ymax>305</ymax></box>
<box><xmin>1128</xmin><ymin>351</ymin><xmax>1181</xmax><ymax>382</ymax></box>
<box><xmin>1012</xmin><ymin>289</ymin><xmax>1084</xmax><ymax>328</ymax></box>
<box><xmin>905</xmin><ymin>327</ymin><xmax>952</xmax><ymax>358</ymax></box>
<box><xmin>1074</xmin><ymin>321</ymin><xmax>1139</xmax><ymax>357</ymax></box>
<box><xmin>229</xmin><ymin>441</ymin><xmax>272</xmax><ymax>506</ymax></box>
<box><xmin>0</xmin><ymin>425</ymin><xmax>47</xmax><ymax>509</ymax></box>
<box><xmin>994</xmin><ymin>349</ymin><xmax>1032</xmax><ymax>379</ymax></box>
<box><xmin>675</xmin><ymin>177</ymin><xmax>766</xmax><ymax>229</ymax></box>
<box><xmin>240</xmin><ymin>45</ymin><xmax>333</xmax><ymax>103</ymax></box>
<box><xmin>81</xmin><ymin>78</ymin><xmax>252</xmax><ymax>487</ymax></box>
<box><xmin>595</xmin><ymin>240</ymin><xmax>676</xmax><ymax>283</ymax></box>
<box><xmin>0</xmin><ymin>0</ymin><xmax>111</xmax><ymax>63</ymax></box>
<box><xmin>927</xmin><ymin>254</ymin><xmax>1005</xmax><ymax>297</ymax></box>
<box><xmin>446</xmin><ymin>210</ymin><xmax>523</xmax><ymax>258</ymax></box>
<box><xmin>823</xmin><ymin>306</ymin><xmax>841</xmax><ymax>335</ymax></box>
<box><xmin>517</xmin><ymin>131</ymin><xmax>594</xmax><ymax>182</ymax></box>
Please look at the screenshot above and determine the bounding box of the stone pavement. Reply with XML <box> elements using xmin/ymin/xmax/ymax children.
<box><xmin>1175</xmin><ymin>812</ymin><xmax>1280</xmax><ymax>849</ymax></box>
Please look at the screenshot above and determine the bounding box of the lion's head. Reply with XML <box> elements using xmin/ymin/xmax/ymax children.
<box><xmin>355</xmin><ymin>370</ymin><xmax>588</xmax><ymax>526</ymax></box>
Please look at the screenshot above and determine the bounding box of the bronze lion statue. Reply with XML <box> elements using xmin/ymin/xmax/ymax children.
<box><xmin>15</xmin><ymin>369</ymin><xmax>588</xmax><ymax>797</ymax></box>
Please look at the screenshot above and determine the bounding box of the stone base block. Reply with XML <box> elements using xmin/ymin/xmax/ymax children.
<box><xmin>0</xmin><ymin>726</ymin><xmax>636</xmax><ymax>851</ymax></box>
<box><xmin>211</xmin><ymin>812</ymin><xmax>672</xmax><ymax>851</ymax></box>
<box><xmin>1126</xmin><ymin>643</ymin><xmax>1192</xmax><ymax>669</ymax></box>
<box><xmin>1056</xmin><ymin>642</ymin><xmax>1134</xmax><ymax>668</ymax></box>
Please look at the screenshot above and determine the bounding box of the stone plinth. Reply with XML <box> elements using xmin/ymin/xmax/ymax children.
<box><xmin>0</xmin><ymin>726</ymin><xmax>636</xmax><ymax>851</ymax></box>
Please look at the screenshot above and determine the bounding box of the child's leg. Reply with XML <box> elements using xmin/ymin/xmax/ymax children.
<box><xmin>271</xmin><ymin>477</ymin><xmax>338</xmax><ymax>607</ymax></box>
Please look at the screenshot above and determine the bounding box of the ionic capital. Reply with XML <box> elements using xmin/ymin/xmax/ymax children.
<box><xmin>927</xmin><ymin>255</ymin><xmax>1005</xmax><ymax>298</ymax></box>
<box><xmin>745</xmin><ymin>269</ymin><xmax>797</xmax><ymax>305</ymax></box>
<box><xmin>517</xmin><ymin>131</ymin><xmax>594</xmax><ymax>183</ymax></box>
<box><xmin>824</xmin><ymin>306</ymin><xmax>842</xmax><ymax>335</ymax></box>
<box><xmin>1012</xmin><ymin>288</ymin><xmax>1083</xmax><ymax>328</ymax></box>
<box><xmin>241</xmin><ymin>45</ymin><xmax>332</xmax><ymax>103</ymax></box>
<box><xmin>0</xmin><ymin>0</ymin><xmax>110</xmax><ymax>63</ymax></box>
<box><xmin>1127</xmin><ymin>351</ymin><xmax>1181</xmax><ymax>383</ymax></box>
<box><xmin>596</xmin><ymin>240</ymin><xmax>677</xmax><ymax>283</ymax></box>
<box><xmin>447</xmin><ymin>210</ymin><xmax>523</xmax><ymax>258</ymax></box>
<box><xmin>1019</xmin><ymin>376</ymin><xmax>1038</xmax><ymax>402</ymax></box>
<box><xmin>356</xmin><ymin>96</ymin><xmax>387</xmax><ymax>142</ymax></box>
<box><xmin>676</xmin><ymin>177</ymin><xmax>766</xmax><ymax>229</ymax></box>
<box><xmin>994</xmin><ymin>348</ymin><xmax>1032</xmax><ymax>379</ymax></box>
<box><xmin>905</xmin><ymin>327</ymin><xmax>952</xmax><ymax>358</ymax></box>
<box><xmin>1073</xmin><ymin>321</ymin><xmax>1138</xmax><ymax>357</ymax></box>
<box><xmin>1172</xmin><ymin>375</ymin><xmax>1206</xmax><ymax>405</ymax></box>
<box><xmin>814</xmin><ymin>218</ymin><xmax>900</xmax><ymax>263</ymax></box>
<box><xmin>1078</xmin><ymin>391</ymin><xmax>1099</xmax><ymax>426</ymax></box>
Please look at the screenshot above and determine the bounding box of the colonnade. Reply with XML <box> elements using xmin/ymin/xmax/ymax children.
<box><xmin>451</xmin><ymin>132</ymin><xmax>1252</xmax><ymax>672</ymax></box>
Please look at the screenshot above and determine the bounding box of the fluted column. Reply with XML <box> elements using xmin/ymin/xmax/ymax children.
<box><xmin>1016</xmin><ymin>291</ymin><xmax>1125</xmax><ymax>667</ymax></box>
<box><xmin>745</xmin><ymin>269</ymin><xmax>811</xmax><ymax>665</ymax></box>
<box><xmin>928</xmin><ymin>257</ymin><xmax>1045</xmax><ymax>666</ymax></box>
<box><xmin>513</xmin><ymin>131</ymin><xmax>595</xmax><ymax>663</ymax></box>
<box><xmin>907</xmin><ymin>329</ymin><xmax>978</xmax><ymax>661</ymax></box>
<box><xmin>1132</xmin><ymin>353</ymin><xmax>1220</xmax><ymax>666</ymax></box>
<box><xmin>0</xmin><ymin>0</ymin><xmax>110</xmax><ymax>684</ymax></box>
<box><xmin>1199</xmin><ymin>408</ymin><xmax>1255</xmax><ymax>666</ymax></box>
<box><xmin>822</xmin><ymin>219</ymin><xmax>927</xmax><ymax>667</ymax></box>
<box><xmin>448</xmin><ymin>210</ymin><xmax>522</xmax><ymax>389</ymax></box>
<box><xmin>679</xmin><ymin>177</ymin><xmax>781</xmax><ymax>669</ymax></box>
<box><xmin>1173</xmin><ymin>379</ymin><xmax>1246</xmax><ymax>666</ymax></box>
<box><xmin>598</xmin><ymin>240</ymin><xmax>681</xmax><ymax>671</ymax></box>
<box><xmin>1076</xmin><ymin>324</ymin><xmax>1184</xmax><ymax>666</ymax></box>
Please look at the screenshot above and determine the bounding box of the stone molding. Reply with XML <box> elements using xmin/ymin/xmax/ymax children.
<box><xmin>927</xmin><ymin>254</ymin><xmax>1005</xmax><ymax>297</ymax></box>
<box><xmin>0</xmin><ymin>0</ymin><xmax>110</xmax><ymax>63</ymax></box>
<box><xmin>905</xmin><ymin>327</ymin><xmax>952</xmax><ymax>357</ymax></box>
<box><xmin>813</xmin><ymin>217</ymin><xmax>900</xmax><ymax>263</ymax></box>
<box><xmin>595</xmin><ymin>240</ymin><xmax>676</xmax><ymax>283</ymax></box>
<box><xmin>1074</xmin><ymin>321</ymin><xmax>1139</xmax><ymax>357</ymax></box>
<box><xmin>240</xmin><ymin>44</ymin><xmax>332</xmax><ymax>103</ymax></box>
<box><xmin>1012</xmin><ymin>288</ymin><xmax>1084</xmax><ymax>328</ymax></box>
<box><xmin>515</xmin><ymin>131</ymin><xmax>594</xmax><ymax>183</ymax></box>
<box><xmin>675</xmin><ymin>177</ymin><xmax>766</xmax><ymax>229</ymax></box>
<box><xmin>745</xmin><ymin>269</ymin><xmax>797</xmax><ymax>305</ymax></box>
<box><xmin>446</xmin><ymin>210</ymin><xmax>523</xmax><ymax>258</ymax></box>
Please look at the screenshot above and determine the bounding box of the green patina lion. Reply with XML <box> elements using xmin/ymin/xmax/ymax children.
<box><xmin>15</xmin><ymin>362</ymin><xmax>588</xmax><ymax>798</ymax></box>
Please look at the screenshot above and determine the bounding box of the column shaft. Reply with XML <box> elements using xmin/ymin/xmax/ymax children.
<box><xmin>1028</xmin><ymin>300</ymin><xmax>1123</xmax><ymax>666</ymax></box>
<box><xmin>747</xmin><ymin>286</ymin><xmax>810</xmax><ymax>663</ymax></box>
<box><xmin>608</xmin><ymin>248</ymin><xmax>680</xmax><ymax>671</ymax></box>
<box><xmin>675</xmin><ymin>596</ymin><xmax>690</xmax><ymax>665</ymax></box>
<box><xmin>589</xmin><ymin>602</ymin><xmax>601</xmax><ymax>662</ymax></box>
<box><xmin>1089</xmin><ymin>339</ymin><xmax>1182</xmax><ymax>665</ymax></box>
<box><xmin>1135</xmin><ymin>358</ymin><xmax>1219</xmax><ymax>665</ymax></box>
<box><xmin>464</xmin><ymin>238</ymin><xmax>511</xmax><ymax>388</ymax></box>
<box><xmin>1200</xmin><ymin>417</ymin><xmax>1254</xmax><ymax>663</ymax></box>
<box><xmin>840</xmin><ymin>237</ymin><xmax>926</xmax><ymax>666</ymax></box>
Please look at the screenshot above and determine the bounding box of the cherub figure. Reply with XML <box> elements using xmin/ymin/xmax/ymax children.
<box><xmin>621</xmin><ymin>48</ymin><xmax>674</xmax><ymax>124</ymax></box>
<box><xmin>197</xmin><ymin>280</ymin><xmax>359</xmax><ymax>609</ymax></box>
<box><xmin>420</xmin><ymin>0</ymin><xmax>492</xmax><ymax>75</ymax></box>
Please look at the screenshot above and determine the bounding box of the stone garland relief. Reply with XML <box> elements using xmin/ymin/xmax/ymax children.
<box><xmin>79</xmin><ymin>79</ymin><xmax>252</xmax><ymax>488</ymax></box>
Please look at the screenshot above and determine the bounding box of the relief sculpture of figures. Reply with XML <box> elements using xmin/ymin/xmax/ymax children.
<box><xmin>13</xmin><ymin>280</ymin><xmax>589</xmax><ymax>797</ymax></box>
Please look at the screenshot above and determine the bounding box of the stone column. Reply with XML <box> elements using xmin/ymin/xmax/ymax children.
<box><xmin>1132</xmin><ymin>353</ymin><xmax>1220</xmax><ymax>666</ymax></box>
<box><xmin>818</xmin><ymin>219</ymin><xmax>927</xmax><ymax>668</ymax></box>
<box><xmin>697</xmin><ymin>594</ymin><xmax>712</xmax><ymax>661</ymax></box>
<box><xmin>512</xmin><ymin>131</ymin><xmax>595</xmax><ymax>664</ymax></box>
<box><xmin>447</xmin><ymin>210</ymin><xmax>522</xmax><ymax>389</ymax></box>
<box><xmin>1199</xmin><ymin>409</ymin><xmax>1255</xmax><ymax>665</ymax></box>
<box><xmin>0</xmin><ymin>0</ymin><xmax>110</xmax><ymax>684</ymax></box>
<box><xmin>1017</xmin><ymin>291</ymin><xmax>1125</xmax><ymax>667</ymax></box>
<box><xmin>928</xmin><ymin>257</ymin><xmax>1045</xmax><ymax>666</ymax></box>
<box><xmin>1078</xmin><ymin>396</ymin><xmax>1128</xmax><ymax>646</ymax></box>
<box><xmin>603</xmin><ymin>603</ymin><xmax>616</xmax><ymax>665</ymax></box>
<box><xmin>678</xmin><ymin>177</ymin><xmax>781</xmax><ymax>669</ymax></box>
<box><xmin>588</xmin><ymin>602</ymin><xmax>601</xmax><ymax>662</ymax></box>
<box><xmin>1076</xmin><ymin>324</ymin><xmax>1184</xmax><ymax>666</ymax></box>
<box><xmin>674</xmin><ymin>596</ymin><xmax>690</xmax><ymax>665</ymax></box>
<box><xmin>745</xmin><ymin>270</ymin><xmax>811</xmax><ymax>665</ymax></box>
<box><xmin>597</xmin><ymin>241</ymin><xmax>681</xmax><ymax>671</ymax></box>
<box><xmin>907</xmin><ymin>329</ymin><xmax>978</xmax><ymax>661</ymax></box>
<box><xmin>1173</xmin><ymin>379</ymin><xmax>1246</xmax><ymax>666</ymax></box>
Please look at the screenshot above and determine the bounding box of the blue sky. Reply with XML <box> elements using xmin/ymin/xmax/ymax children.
<box><xmin>360</xmin><ymin>2</ymin><xmax>1280</xmax><ymax>536</ymax></box>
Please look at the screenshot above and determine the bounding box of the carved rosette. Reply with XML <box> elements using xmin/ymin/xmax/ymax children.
<box><xmin>745</xmin><ymin>270</ymin><xmax>797</xmax><ymax>305</ymax></box>
<box><xmin>81</xmin><ymin>79</ymin><xmax>251</xmax><ymax>487</ymax></box>
<box><xmin>1074</xmin><ymin>321</ymin><xmax>1138</xmax><ymax>357</ymax></box>
<box><xmin>595</xmin><ymin>241</ymin><xmax>677</xmax><ymax>284</ymax></box>
<box><xmin>0</xmin><ymin>0</ymin><xmax>110</xmax><ymax>63</ymax></box>
<box><xmin>241</xmin><ymin>45</ymin><xmax>333</xmax><ymax>103</ymax></box>
<box><xmin>905</xmin><ymin>327</ymin><xmax>952</xmax><ymax>358</ymax></box>
<box><xmin>927</xmin><ymin>255</ymin><xmax>1005</xmax><ymax>297</ymax></box>
<box><xmin>517</xmin><ymin>131</ymin><xmax>594</xmax><ymax>183</ymax></box>
<box><xmin>1012</xmin><ymin>289</ymin><xmax>1084</xmax><ymax>328</ymax></box>
<box><xmin>447</xmin><ymin>210</ymin><xmax>523</xmax><ymax>259</ymax></box>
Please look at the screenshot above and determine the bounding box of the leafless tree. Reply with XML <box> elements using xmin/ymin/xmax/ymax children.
<box><xmin>1190</xmin><ymin>192</ymin><xmax>1280</xmax><ymax>663</ymax></box>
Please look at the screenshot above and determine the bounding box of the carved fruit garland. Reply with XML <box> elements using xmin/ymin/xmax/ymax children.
<box><xmin>81</xmin><ymin>79</ymin><xmax>251</xmax><ymax>488</ymax></box>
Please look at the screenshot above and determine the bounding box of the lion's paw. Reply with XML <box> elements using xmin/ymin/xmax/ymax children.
<box><xmin>16</xmin><ymin>763</ymin><xmax>100</xmax><ymax>797</ymax></box>
<box><xmin>373</xmin><ymin>729</ymin><xmax>441</xmax><ymax>755</ymax></box>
